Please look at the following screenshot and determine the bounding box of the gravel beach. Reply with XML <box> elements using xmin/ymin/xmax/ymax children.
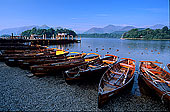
<box><xmin>0</xmin><ymin>62</ymin><xmax>168</xmax><ymax>111</ymax></box>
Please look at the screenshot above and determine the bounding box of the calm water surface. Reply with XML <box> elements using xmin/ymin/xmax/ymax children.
<box><xmin>50</xmin><ymin>38</ymin><xmax>170</xmax><ymax>71</ymax></box>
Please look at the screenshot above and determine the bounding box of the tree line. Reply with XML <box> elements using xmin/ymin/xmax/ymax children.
<box><xmin>79</xmin><ymin>33</ymin><xmax>122</xmax><ymax>38</ymax></box>
<box><xmin>21</xmin><ymin>27</ymin><xmax>77</xmax><ymax>37</ymax></box>
<box><xmin>122</xmin><ymin>26</ymin><xmax>170</xmax><ymax>39</ymax></box>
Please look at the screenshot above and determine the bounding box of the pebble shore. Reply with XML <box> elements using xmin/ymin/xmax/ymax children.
<box><xmin>0</xmin><ymin>62</ymin><xmax>168</xmax><ymax>111</ymax></box>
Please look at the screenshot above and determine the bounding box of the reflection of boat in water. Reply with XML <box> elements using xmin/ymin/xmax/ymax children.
<box><xmin>139</xmin><ymin>61</ymin><xmax>170</xmax><ymax>108</ymax></box>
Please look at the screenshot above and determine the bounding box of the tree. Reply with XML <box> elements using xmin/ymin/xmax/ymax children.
<box><xmin>21</xmin><ymin>27</ymin><xmax>77</xmax><ymax>37</ymax></box>
<box><xmin>122</xmin><ymin>26</ymin><xmax>170</xmax><ymax>39</ymax></box>
<box><xmin>161</xmin><ymin>26</ymin><xmax>168</xmax><ymax>33</ymax></box>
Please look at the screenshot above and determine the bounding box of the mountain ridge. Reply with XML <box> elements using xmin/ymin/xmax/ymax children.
<box><xmin>0</xmin><ymin>25</ymin><xmax>60</xmax><ymax>35</ymax></box>
<box><xmin>84</xmin><ymin>24</ymin><xmax>165</xmax><ymax>34</ymax></box>
<box><xmin>0</xmin><ymin>24</ymin><xmax>166</xmax><ymax>36</ymax></box>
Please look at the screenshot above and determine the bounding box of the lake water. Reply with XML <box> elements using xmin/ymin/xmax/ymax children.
<box><xmin>49</xmin><ymin>38</ymin><xmax>170</xmax><ymax>71</ymax></box>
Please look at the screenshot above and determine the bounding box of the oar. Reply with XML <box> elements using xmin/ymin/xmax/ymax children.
<box><xmin>143</xmin><ymin>67</ymin><xmax>170</xmax><ymax>87</ymax></box>
<box><xmin>142</xmin><ymin>67</ymin><xmax>158</xmax><ymax>85</ymax></box>
<box><xmin>122</xmin><ymin>67</ymin><xmax>130</xmax><ymax>84</ymax></box>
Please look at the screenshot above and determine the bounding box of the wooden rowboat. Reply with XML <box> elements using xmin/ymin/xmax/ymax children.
<box><xmin>30</xmin><ymin>53</ymin><xmax>101</xmax><ymax>76</ymax></box>
<box><xmin>0</xmin><ymin>49</ymin><xmax>56</xmax><ymax>60</ymax></box>
<box><xmin>0</xmin><ymin>45</ymin><xmax>45</xmax><ymax>50</ymax></box>
<box><xmin>0</xmin><ymin>48</ymin><xmax>55</xmax><ymax>61</ymax></box>
<box><xmin>64</xmin><ymin>54</ymin><xmax>118</xmax><ymax>84</ymax></box>
<box><xmin>5</xmin><ymin>49</ymin><xmax>69</xmax><ymax>67</ymax></box>
<box><xmin>1</xmin><ymin>48</ymin><xmax>54</xmax><ymax>54</ymax></box>
<box><xmin>18</xmin><ymin>52</ymin><xmax>86</xmax><ymax>70</ymax></box>
<box><xmin>98</xmin><ymin>58</ymin><xmax>136</xmax><ymax>108</ymax></box>
<box><xmin>139</xmin><ymin>61</ymin><xmax>170</xmax><ymax>107</ymax></box>
<box><xmin>0</xmin><ymin>43</ymin><xmax>28</xmax><ymax>46</ymax></box>
<box><xmin>167</xmin><ymin>64</ymin><xmax>170</xmax><ymax>71</ymax></box>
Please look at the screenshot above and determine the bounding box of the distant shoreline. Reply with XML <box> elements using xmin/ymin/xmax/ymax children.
<box><xmin>121</xmin><ymin>38</ymin><xmax>170</xmax><ymax>40</ymax></box>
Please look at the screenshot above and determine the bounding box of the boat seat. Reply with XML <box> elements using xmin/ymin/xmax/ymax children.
<box><xmin>104</xmin><ymin>81</ymin><xmax>120</xmax><ymax>88</ymax></box>
<box><xmin>120</xmin><ymin>63</ymin><xmax>133</xmax><ymax>68</ymax></box>
<box><xmin>103</xmin><ymin>78</ymin><xmax>109</xmax><ymax>82</ymax></box>
<box><xmin>112</xmin><ymin>74</ymin><xmax>121</xmax><ymax>80</ymax></box>
<box><xmin>88</xmin><ymin>65</ymin><xmax>97</xmax><ymax>68</ymax></box>
<box><xmin>102</xmin><ymin>60</ymin><xmax>115</xmax><ymax>64</ymax></box>
<box><xmin>103</xmin><ymin>86</ymin><xmax>115</xmax><ymax>92</ymax></box>
<box><xmin>148</xmin><ymin>69</ymin><xmax>162</xmax><ymax>74</ymax></box>
<box><xmin>166</xmin><ymin>81</ymin><xmax>170</xmax><ymax>84</ymax></box>
<box><xmin>67</xmin><ymin>56</ymin><xmax>76</xmax><ymax>59</ymax></box>
<box><xmin>153</xmin><ymin>80</ymin><xmax>161</xmax><ymax>83</ymax></box>
<box><xmin>110</xmin><ymin>70</ymin><xmax>122</xmax><ymax>75</ymax></box>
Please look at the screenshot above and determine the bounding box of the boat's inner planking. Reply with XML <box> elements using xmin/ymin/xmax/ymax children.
<box><xmin>140</xmin><ymin>61</ymin><xmax>170</xmax><ymax>91</ymax></box>
<box><xmin>100</xmin><ymin>59</ymin><xmax>135</xmax><ymax>93</ymax></box>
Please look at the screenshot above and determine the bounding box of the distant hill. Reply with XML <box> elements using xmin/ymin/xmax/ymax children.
<box><xmin>84</xmin><ymin>25</ymin><xmax>136</xmax><ymax>34</ymax></box>
<box><xmin>84</xmin><ymin>24</ymin><xmax>166</xmax><ymax>34</ymax></box>
<box><xmin>84</xmin><ymin>27</ymin><xmax>104</xmax><ymax>34</ymax></box>
<box><xmin>0</xmin><ymin>24</ymin><xmax>166</xmax><ymax>36</ymax></box>
<box><xmin>0</xmin><ymin>25</ymin><xmax>61</xmax><ymax>36</ymax></box>
<box><xmin>84</xmin><ymin>25</ymin><xmax>123</xmax><ymax>34</ymax></box>
<box><xmin>37</xmin><ymin>25</ymin><xmax>50</xmax><ymax>29</ymax></box>
<box><xmin>149</xmin><ymin>24</ymin><xmax>165</xmax><ymax>29</ymax></box>
<box><xmin>0</xmin><ymin>25</ymin><xmax>37</xmax><ymax>35</ymax></box>
<box><xmin>102</xmin><ymin>25</ymin><xmax>123</xmax><ymax>33</ymax></box>
<box><xmin>119</xmin><ymin>26</ymin><xmax>136</xmax><ymax>31</ymax></box>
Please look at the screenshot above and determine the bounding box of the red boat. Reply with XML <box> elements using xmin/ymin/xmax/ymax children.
<box><xmin>139</xmin><ymin>61</ymin><xmax>170</xmax><ymax>108</ymax></box>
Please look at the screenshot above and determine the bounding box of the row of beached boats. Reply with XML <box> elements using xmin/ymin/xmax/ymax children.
<box><xmin>1</xmin><ymin>48</ymin><xmax>170</xmax><ymax>108</ymax></box>
<box><xmin>0</xmin><ymin>46</ymin><xmax>170</xmax><ymax>108</ymax></box>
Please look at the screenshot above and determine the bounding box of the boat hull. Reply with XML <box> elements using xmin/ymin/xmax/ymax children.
<box><xmin>138</xmin><ymin>72</ymin><xmax>170</xmax><ymax>108</ymax></box>
<box><xmin>18</xmin><ymin>56</ymin><xmax>66</xmax><ymax>70</ymax></box>
<box><xmin>4</xmin><ymin>52</ymin><xmax>68</xmax><ymax>67</ymax></box>
<box><xmin>64</xmin><ymin>66</ymin><xmax>108</xmax><ymax>84</ymax></box>
<box><xmin>30</xmin><ymin>60</ymin><xmax>87</xmax><ymax>76</ymax></box>
<box><xmin>18</xmin><ymin>54</ymin><xmax>86</xmax><ymax>70</ymax></box>
<box><xmin>167</xmin><ymin>64</ymin><xmax>170</xmax><ymax>71</ymax></box>
<box><xmin>98</xmin><ymin>75</ymin><xmax>134</xmax><ymax>108</ymax></box>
